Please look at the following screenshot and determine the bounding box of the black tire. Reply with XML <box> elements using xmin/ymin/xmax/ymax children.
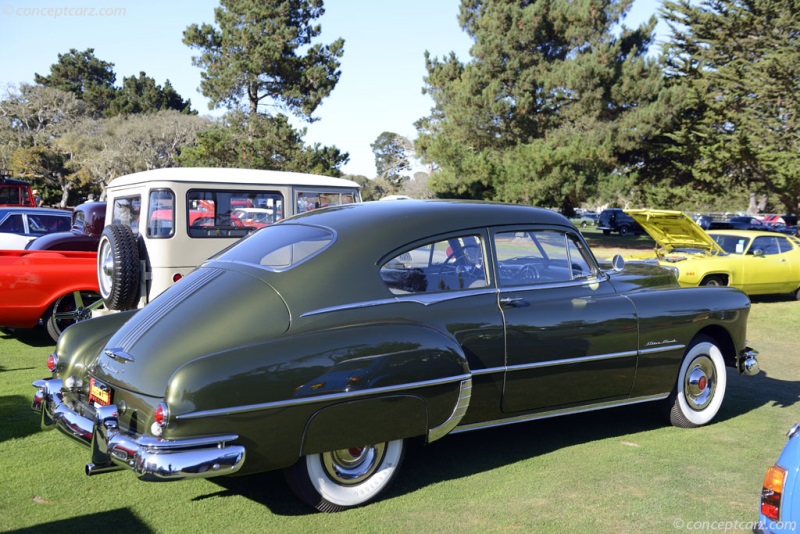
<box><xmin>700</xmin><ymin>275</ymin><xmax>726</xmax><ymax>287</ymax></box>
<box><xmin>618</xmin><ymin>225</ymin><xmax>630</xmax><ymax>237</ymax></box>
<box><xmin>665</xmin><ymin>335</ymin><xmax>727</xmax><ymax>428</ymax></box>
<box><xmin>98</xmin><ymin>224</ymin><xmax>141</xmax><ymax>310</ymax></box>
<box><xmin>43</xmin><ymin>291</ymin><xmax>103</xmax><ymax>342</ymax></box>
<box><xmin>284</xmin><ymin>439</ymin><xmax>405</xmax><ymax>512</ymax></box>
<box><xmin>794</xmin><ymin>287</ymin><xmax>800</xmax><ymax>301</ymax></box>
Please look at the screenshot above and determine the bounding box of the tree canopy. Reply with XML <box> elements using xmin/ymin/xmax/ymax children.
<box><xmin>183</xmin><ymin>0</ymin><xmax>344</xmax><ymax>120</ymax></box>
<box><xmin>416</xmin><ymin>0</ymin><xmax>667</xmax><ymax>211</ymax></box>
<box><xmin>660</xmin><ymin>0</ymin><xmax>800</xmax><ymax>215</ymax></box>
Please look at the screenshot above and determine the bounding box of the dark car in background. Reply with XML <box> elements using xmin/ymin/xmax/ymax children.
<box><xmin>26</xmin><ymin>202</ymin><xmax>106</xmax><ymax>251</ymax></box>
<box><xmin>33</xmin><ymin>200</ymin><xmax>758</xmax><ymax>512</ymax></box>
<box><xmin>597</xmin><ymin>208</ymin><xmax>644</xmax><ymax>236</ymax></box>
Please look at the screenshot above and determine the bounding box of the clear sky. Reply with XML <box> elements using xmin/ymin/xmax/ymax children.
<box><xmin>0</xmin><ymin>0</ymin><xmax>665</xmax><ymax>177</ymax></box>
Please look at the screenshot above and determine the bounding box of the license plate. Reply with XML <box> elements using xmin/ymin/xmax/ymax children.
<box><xmin>89</xmin><ymin>377</ymin><xmax>112</xmax><ymax>406</ymax></box>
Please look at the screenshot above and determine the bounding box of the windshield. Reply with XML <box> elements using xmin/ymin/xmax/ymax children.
<box><xmin>710</xmin><ymin>234</ymin><xmax>750</xmax><ymax>254</ymax></box>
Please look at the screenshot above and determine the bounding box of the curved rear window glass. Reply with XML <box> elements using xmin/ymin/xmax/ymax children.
<box><xmin>216</xmin><ymin>224</ymin><xmax>333</xmax><ymax>270</ymax></box>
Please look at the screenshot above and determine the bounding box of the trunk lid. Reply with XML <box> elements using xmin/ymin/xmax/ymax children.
<box><xmin>89</xmin><ymin>264</ymin><xmax>290</xmax><ymax>396</ymax></box>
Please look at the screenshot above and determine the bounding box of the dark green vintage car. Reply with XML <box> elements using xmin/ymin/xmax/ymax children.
<box><xmin>32</xmin><ymin>200</ymin><xmax>759</xmax><ymax>512</ymax></box>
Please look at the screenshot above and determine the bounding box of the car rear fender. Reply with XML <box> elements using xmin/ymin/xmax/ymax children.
<box><xmin>300</xmin><ymin>395</ymin><xmax>429</xmax><ymax>455</ymax></box>
<box><xmin>54</xmin><ymin>309</ymin><xmax>139</xmax><ymax>379</ymax></box>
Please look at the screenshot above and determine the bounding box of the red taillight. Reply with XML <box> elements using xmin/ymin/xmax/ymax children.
<box><xmin>46</xmin><ymin>353</ymin><xmax>58</xmax><ymax>372</ymax></box>
<box><xmin>172</xmin><ymin>273</ymin><xmax>183</xmax><ymax>283</ymax></box>
<box><xmin>761</xmin><ymin>464</ymin><xmax>787</xmax><ymax>521</ymax></box>
<box><xmin>153</xmin><ymin>402</ymin><xmax>169</xmax><ymax>427</ymax></box>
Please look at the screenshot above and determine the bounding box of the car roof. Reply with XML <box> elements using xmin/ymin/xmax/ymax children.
<box><xmin>283</xmin><ymin>199</ymin><xmax>572</xmax><ymax>252</ymax></box>
<box><xmin>707</xmin><ymin>229</ymin><xmax>793</xmax><ymax>238</ymax></box>
<box><xmin>0</xmin><ymin>207</ymin><xmax>71</xmax><ymax>216</ymax></box>
<box><xmin>106</xmin><ymin>167</ymin><xmax>361</xmax><ymax>189</ymax></box>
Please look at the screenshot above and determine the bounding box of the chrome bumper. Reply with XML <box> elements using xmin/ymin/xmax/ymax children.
<box><xmin>32</xmin><ymin>378</ymin><xmax>246</xmax><ymax>481</ymax></box>
<box><xmin>738</xmin><ymin>347</ymin><xmax>760</xmax><ymax>376</ymax></box>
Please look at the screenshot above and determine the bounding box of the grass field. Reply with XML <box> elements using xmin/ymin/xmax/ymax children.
<box><xmin>1</xmin><ymin>236</ymin><xmax>797</xmax><ymax>533</ymax></box>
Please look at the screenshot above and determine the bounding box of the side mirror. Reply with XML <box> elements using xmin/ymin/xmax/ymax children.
<box><xmin>611</xmin><ymin>254</ymin><xmax>625</xmax><ymax>272</ymax></box>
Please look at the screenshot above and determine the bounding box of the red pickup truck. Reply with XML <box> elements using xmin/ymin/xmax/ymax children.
<box><xmin>0</xmin><ymin>250</ymin><xmax>101</xmax><ymax>341</ymax></box>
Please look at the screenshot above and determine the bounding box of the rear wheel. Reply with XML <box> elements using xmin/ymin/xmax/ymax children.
<box><xmin>666</xmin><ymin>335</ymin><xmax>727</xmax><ymax>428</ymax></box>
<box><xmin>98</xmin><ymin>224</ymin><xmax>141</xmax><ymax>310</ymax></box>
<box><xmin>284</xmin><ymin>439</ymin><xmax>405</xmax><ymax>512</ymax></box>
<box><xmin>44</xmin><ymin>291</ymin><xmax>103</xmax><ymax>342</ymax></box>
<box><xmin>618</xmin><ymin>225</ymin><xmax>630</xmax><ymax>237</ymax></box>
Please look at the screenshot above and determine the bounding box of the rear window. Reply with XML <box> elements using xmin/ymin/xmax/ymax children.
<box><xmin>216</xmin><ymin>224</ymin><xmax>333</xmax><ymax>271</ymax></box>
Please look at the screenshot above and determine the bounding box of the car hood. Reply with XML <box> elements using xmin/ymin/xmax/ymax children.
<box><xmin>89</xmin><ymin>265</ymin><xmax>290</xmax><ymax>397</ymax></box>
<box><xmin>625</xmin><ymin>209</ymin><xmax>726</xmax><ymax>255</ymax></box>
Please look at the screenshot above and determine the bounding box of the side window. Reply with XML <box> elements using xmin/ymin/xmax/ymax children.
<box><xmin>777</xmin><ymin>236</ymin><xmax>792</xmax><ymax>254</ymax></box>
<box><xmin>380</xmin><ymin>235</ymin><xmax>487</xmax><ymax>295</ymax></box>
<box><xmin>296</xmin><ymin>191</ymin><xmax>358</xmax><ymax>213</ymax></box>
<box><xmin>494</xmin><ymin>229</ymin><xmax>594</xmax><ymax>286</ymax></box>
<box><xmin>148</xmin><ymin>189</ymin><xmax>174</xmax><ymax>238</ymax></box>
<box><xmin>751</xmin><ymin>236</ymin><xmax>779</xmax><ymax>255</ymax></box>
<box><xmin>187</xmin><ymin>190</ymin><xmax>284</xmax><ymax>238</ymax></box>
<box><xmin>111</xmin><ymin>196</ymin><xmax>142</xmax><ymax>236</ymax></box>
<box><xmin>0</xmin><ymin>213</ymin><xmax>24</xmax><ymax>233</ymax></box>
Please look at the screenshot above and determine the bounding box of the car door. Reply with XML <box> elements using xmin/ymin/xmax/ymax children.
<box><xmin>493</xmin><ymin>228</ymin><xmax>639</xmax><ymax>413</ymax></box>
<box><xmin>741</xmin><ymin>235</ymin><xmax>796</xmax><ymax>293</ymax></box>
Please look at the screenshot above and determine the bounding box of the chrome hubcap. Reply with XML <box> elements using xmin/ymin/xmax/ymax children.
<box><xmin>684</xmin><ymin>355</ymin><xmax>715</xmax><ymax>410</ymax></box>
<box><xmin>322</xmin><ymin>443</ymin><xmax>386</xmax><ymax>485</ymax></box>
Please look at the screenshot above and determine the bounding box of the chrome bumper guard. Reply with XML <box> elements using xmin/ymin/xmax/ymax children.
<box><xmin>32</xmin><ymin>378</ymin><xmax>246</xmax><ymax>481</ymax></box>
<box><xmin>738</xmin><ymin>347</ymin><xmax>760</xmax><ymax>376</ymax></box>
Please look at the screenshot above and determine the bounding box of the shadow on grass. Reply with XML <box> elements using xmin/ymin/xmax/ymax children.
<box><xmin>1</xmin><ymin>327</ymin><xmax>55</xmax><ymax>349</ymax></box>
<box><xmin>0</xmin><ymin>394</ymin><xmax>41</xmax><ymax>443</ymax></box>
<box><xmin>6</xmin><ymin>509</ymin><xmax>150</xmax><ymax>533</ymax></box>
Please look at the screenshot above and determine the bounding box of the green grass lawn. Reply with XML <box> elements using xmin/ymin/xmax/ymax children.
<box><xmin>1</xmin><ymin>287</ymin><xmax>797</xmax><ymax>532</ymax></box>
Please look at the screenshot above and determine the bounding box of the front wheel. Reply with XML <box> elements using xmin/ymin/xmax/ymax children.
<box><xmin>666</xmin><ymin>336</ymin><xmax>727</xmax><ymax>428</ymax></box>
<box><xmin>700</xmin><ymin>275</ymin><xmax>726</xmax><ymax>287</ymax></box>
<box><xmin>618</xmin><ymin>225</ymin><xmax>630</xmax><ymax>237</ymax></box>
<box><xmin>284</xmin><ymin>439</ymin><xmax>405</xmax><ymax>512</ymax></box>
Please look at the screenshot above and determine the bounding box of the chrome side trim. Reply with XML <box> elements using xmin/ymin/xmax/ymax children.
<box><xmin>301</xmin><ymin>289</ymin><xmax>498</xmax><ymax>318</ymax></box>
<box><xmin>639</xmin><ymin>344</ymin><xmax>685</xmax><ymax>355</ymax></box>
<box><xmin>177</xmin><ymin>373</ymin><xmax>473</xmax><ymax>420</ymax></box>
<box><xmin>451</xmin><ymin>393</ymin><xmax>670</xmax><ymax>434</ymax></box>
<box><xmin>428</xmin><ymin>378</ymin><xmax>472</xmax><ymax>443</ymax></box>
<box><xmin>505</xmin><ymin>350</ymin><xmax>637</xmax><ymax>372</ymax></box>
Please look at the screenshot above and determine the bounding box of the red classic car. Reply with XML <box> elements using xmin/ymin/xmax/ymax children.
<box><xmin>0</xmin><ymin>250</ymin><xmax>102</xmax><ymax>341</ymax></box>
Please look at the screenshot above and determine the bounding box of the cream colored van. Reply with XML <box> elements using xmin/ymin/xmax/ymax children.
<box><xmin>98</xmin><ymin>167</ymin><xmax>361</xmax><ymax>310</ymax></box>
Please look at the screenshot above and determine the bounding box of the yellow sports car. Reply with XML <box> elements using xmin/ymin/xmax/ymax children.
<box><xmin>625</xmin><ymin>209</ymin><xmax>800</xmax><ymax>299</ymax></box>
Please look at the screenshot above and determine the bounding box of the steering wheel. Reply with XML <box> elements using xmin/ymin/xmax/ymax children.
<box><xmin>519</xmin><ymin>264</ymin><xmax>540</xmax><ymax>282</ymax></box>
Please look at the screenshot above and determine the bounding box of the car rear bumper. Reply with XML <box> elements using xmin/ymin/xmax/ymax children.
<box><xmin>32</xmin><ymin>378</ymin><xmax>245</xmax><ymax>480</ymax></box>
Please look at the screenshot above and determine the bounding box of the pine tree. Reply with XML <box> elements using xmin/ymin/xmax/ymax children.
<box><xmin>661</xmin><ymin>0</ymin><xmax>800</xmax><ymax>215</ymax></box>
<box><xmin>416</xmin><ymin>0</ymin><xmax>666</xmax><ymax>209</ymax></box>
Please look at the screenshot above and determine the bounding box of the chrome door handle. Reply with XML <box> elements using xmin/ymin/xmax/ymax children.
<box><xmin>500</xmin><ymin>297</ymin><xmax>525</xmax><ymax>307</ymax></box>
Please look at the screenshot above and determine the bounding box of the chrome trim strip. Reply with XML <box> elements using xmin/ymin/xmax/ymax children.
<box><xmin>177</xmin><ymin>373</ymin><xmax>473</xmax><ymax>420</ymax></box>
<box><xmin>104</xmin><ymin>349</ymin><xmax>134</xmax><ymax>363</ymax></box>
<box><xmin>639</xmin><ymin>344</ymin><xmax>685</xmax><ymax>355</ymax></box>
<box><xmin>470</xmin><ymin>368</ymin><xmax>501</xmax><ymax>377</ymax></box>
<box><xmin>451</xmin><ymin>393</ymin><xmax>670</xmax><ymax>434</ymax></box>
<box><xmin>301</xmin><ymin>289</ymin><xmax>498</xmax><ymax>318</ymax></box>
<box><xmin>505</xmin><ymin>350</ymin><xmax>638</xmax><ymax>372</ymax></box>
<box><xmin>428</xmin><ymin>378</ymin><xmax>472</xmax><ymax>443</ymax></box>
